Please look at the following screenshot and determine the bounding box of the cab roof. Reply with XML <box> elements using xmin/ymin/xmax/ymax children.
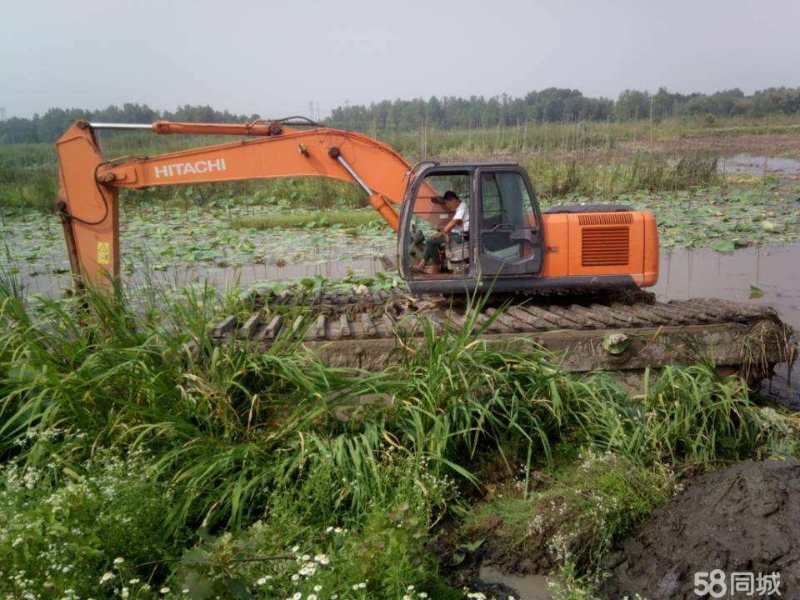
<box><xmin>411</xmin><ymin>161</ymin><xmax>520</xmax><ymax>177</ymax></box>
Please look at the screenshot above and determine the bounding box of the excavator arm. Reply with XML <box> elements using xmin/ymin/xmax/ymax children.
<box><xmin>55</xmin><ymin>120</ymin><xmax>437</xmax><ymax>287</ymax></box>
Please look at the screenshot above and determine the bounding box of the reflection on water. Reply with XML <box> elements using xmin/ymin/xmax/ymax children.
<box><xmin>655</xmin><ymin>243</ymin><xmax>800</xmax><ymax>407</ymax></box>
<box><xmin>131</xmin><ymin>256</ymin><xmax>390</xmax><ymax>290</ymax></box>
<box><xmin>654</xmin><ymin>243</ymin><xmax>800</xmax><ymax>329</ymax></box>
<box><xmin>19</xmin><ymin>256</ymin><xmax>389</xmax><ymax>297</ymax></box>
<box><xmin>719</xmin><ymin>154</ymin><xmax>800</xmax><ymax>178</ymax></box>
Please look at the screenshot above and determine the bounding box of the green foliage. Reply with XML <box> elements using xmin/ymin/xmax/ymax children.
<box><xmin>465</xmin><ymin>450</ymin><xmax>674</xmax><ymax>574</ymax></box>
<box><xmin>4</xmin><ymin>87</ymin><xmax>800</xmax><ymax>146</ymax></box>
<box><xmin>0</xmin><ymin>103</ymin><xmax>256</xmax><ymax>145</ymax></box>
<box><xmin>0</xmin><ymin>282</ymin><xmax>797</xmax><ymax>595</ymax></box>
<box><xmin>171</xmin><ymin>458</ymin><xmax>455</xmax><ymax>599</ymax></box>
<box><xmin>547</xmin><ymin>563</ymin><xmax>606</xmax><ymax>600</ymax></box>
<box><xmin>231</xmin><ymin>208</ymin><xmax>380</xmax><ymax>230</ymax></box>
<box><xmin>329</xmin><ymin>87</ymin><xmax>800</xmax><ymax>131</ymax></box>
<box><xmin>0</xmin><ymin>449</ymin><xmax>180</xmax><ymax>599</ymax></box>
<box><xmin>590</xmin><ymin>186</ymin><xmax>800</xmax><ymax>250</ymax></box>
<box><xmin>528</xmin><ymin>154</ymin><xmax>720</xmax><ymax>200</ymax></box>
<box><xmin>569</xmin><ymin>366</ymin><xmax>785</xmax><ymax>464</ymax></box>
<box><xmin>0</xmin><ymin>144</ymin><xmax>57</xmax><ymax>211</ymax></box>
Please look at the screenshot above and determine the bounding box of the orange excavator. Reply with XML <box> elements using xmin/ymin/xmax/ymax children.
<box><xmin>52</xmin><ymin>119</ymin><xmax>793</xmax><ymax>384</ymax></box>
<box><xmin>55</xmin><ymin>118</ymin><xmax>658</xmax><ymax>296</ymax></box>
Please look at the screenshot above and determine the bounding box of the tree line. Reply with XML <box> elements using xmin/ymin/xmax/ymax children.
<box><xmin>0</xmin><ymin>104</ymin><xmax>259</xmax><ymax>144</ymax></box>
<box><xmin>3</xmin><ymin>86</ymin><xmax>800</xmax><ymax>144</ymax></box>
<box><xmin>329</xmin><ymin>87</ymin><xmax>800</xmax><ymax>131</ymax></box>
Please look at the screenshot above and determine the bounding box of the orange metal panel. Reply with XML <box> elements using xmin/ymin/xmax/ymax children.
<box><xmin>641</xmin><ymin>211</ymin><xmax>660</xmax><ymax>286</ymax></box>
<box><xmin>55</xmin><ymin>122</ymin><xmax>446</xmax><ymax>287</ymax></box>
<box><xmin>55</xmin><ymin>119</ymin><xmax>660</xmax><ymax>292</ymax></box>
<box><xmin>55</xmin><ymin>123</ymin><xmax>120</xmax><ymax>286</ymax></box>
<box><xmin>540</xmin><ymin>214</ymin><xmax>569</xmax><ymax>277</ymax></box>
<box><xmin>541</xmin><ymin>211</ymin><xmax>658</xmax><ymax>287</ymax></box>
<box><xmin>567</xmin><ymin>212</ymin><xmax>644</xmax><ymax>276</ymax></box>
<box><xmin>101</xmin><ymin>128</ymin><xmax>412</xmax><ymax>207</ymax></box>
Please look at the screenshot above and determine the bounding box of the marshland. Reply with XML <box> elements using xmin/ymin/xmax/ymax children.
<box><xmin>1</xmin><ymin>99</ymin><xmax>800</xmax><ymax>599</ymax></box>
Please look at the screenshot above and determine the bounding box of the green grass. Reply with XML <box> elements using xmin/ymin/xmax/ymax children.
<box><xmin>0</xmin><ymin>279</ymin><xmax>797</xmax><ymax>597</ymax></box>
<box><xmin>1</xmin><ymin>113</ymin><xmax>799</xmax><ymax>598</ymax></box>
<box><xmin>359</xmin><ymin>114</ymin><xmax>800</xmax><ymax>159</ymax></box>
<box><xmin>0</xmin><ymin>143</ymin><xmax>56</xmax><ymax>212</ymax></box>
<box><xmin>526</xmin><ymin>153</ymin><xmax>720</xmax><ymax>200</ymax></box>
<box><xmin>463</xmin><ymin>449</ymin><xmax>674</xmax><ymax>573</ymax></box>
<box><xmin>4</xmin><ymin>114</ymin><xmax>799</xmax><ymax>214</ymax></box>
<box><xmin>231</xmin><ymin>208</ymin><xmax>381</xmax><ymax>230</ymax></box>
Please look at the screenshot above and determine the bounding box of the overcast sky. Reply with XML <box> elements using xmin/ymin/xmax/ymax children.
<box><xmin>2</xmin><ymin>0</ymin><xmax>799</xmax><ymax>119</ymax></box>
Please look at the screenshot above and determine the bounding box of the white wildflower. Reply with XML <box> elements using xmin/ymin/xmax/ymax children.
<box><xmin>113</xmin><ymin>557</ymin><xmax>125</xmax><ymax>566</ymax></box>
<box><xmin>160</xmin><ymin>588</ymin><xmax>170</xmax><ymax>595</ymax></box>
<box><xmin>99</xmin><ymin>572</ymin><xmax>115</xmax><ymax>584</ymax></box>
<box><xmin>299</xmin><ymin>562</ymin><xmax>317</xmax><ymax>577</ymax></box>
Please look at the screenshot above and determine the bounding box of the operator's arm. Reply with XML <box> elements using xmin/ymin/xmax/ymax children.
<box><xmin>441</xmin><ymin>201</ymin><xmax>466</xmax><ymax>236</ymax></box>
<box><xmin>442</xmin><ymin>216</ymin><xmax>462</xmax><ymax>235</ymax></box>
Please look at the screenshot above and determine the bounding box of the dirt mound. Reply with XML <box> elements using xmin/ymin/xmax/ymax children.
<box><xmin>605</xmin><ymin>459</ymin><xmax>800</xmax><ymax>599</ymax></box>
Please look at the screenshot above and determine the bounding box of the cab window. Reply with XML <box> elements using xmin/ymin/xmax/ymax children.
<box><xmin>480</xmin><ymin>172</ymin><xmax>537</xmax><ymax>229</ymax></box>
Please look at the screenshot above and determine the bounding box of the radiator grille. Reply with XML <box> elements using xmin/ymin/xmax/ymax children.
<box><xmin>578</xmin><ymin>213</ymin><xmax>634</xmax><ymax>226</ymax></box>
<box><xmin>581</xmin><ymin>226</ymin><xmax>630</xmax><ymax>266</ymax></box>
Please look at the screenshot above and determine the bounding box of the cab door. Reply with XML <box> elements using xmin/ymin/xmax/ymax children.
<box><xmin>475</xmin><ymin>168</ymin><xmax>543</xmax><ymax>278</ymax></box>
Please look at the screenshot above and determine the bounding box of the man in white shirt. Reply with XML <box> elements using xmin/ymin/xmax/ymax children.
<box><xmin>414</xmin><ymin>190</ymin><xmax>469</xmax><ymax>273</ymax></box>
<box><xmin>449</xmin><ymin>192</ymin><xmax>469</xmax><ymax>237</ymax></box>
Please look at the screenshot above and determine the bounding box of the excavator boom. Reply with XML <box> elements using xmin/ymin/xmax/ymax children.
<box><xmin>50</xmin><ymin>119</ymin><xmax>791</xmax><ymax>398</ymax></box>
<box><xmin>55</xmin><ymin>120</ymin><xmax>439</xmax><ymax>286</ymax></box>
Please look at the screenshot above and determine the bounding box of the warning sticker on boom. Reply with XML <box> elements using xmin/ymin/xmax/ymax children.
<box><xmin>97</xmin><ymin>241</ymin><xmax>111</xmax><ymax>266</ymax></box>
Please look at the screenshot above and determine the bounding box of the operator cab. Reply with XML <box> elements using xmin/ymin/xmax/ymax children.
<box><xmin>398</xmin><ymin>162</ymin><xmax>544</xmax><ymax>295</ymax></box>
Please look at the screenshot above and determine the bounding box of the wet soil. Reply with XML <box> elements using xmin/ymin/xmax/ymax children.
<box><xmin>605</xmin><ymin>459</ymin><xmax>800</xmax><ymax>600</ymax></box>
<box><xmin>645</xmin><ymin>133</ymin><xmax>800</xmax><ymax>161</ymax></box>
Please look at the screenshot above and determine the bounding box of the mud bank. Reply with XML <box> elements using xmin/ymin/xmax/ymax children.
<box><xmin>605</xmin><ymin>459</ymin><xmax>800</xmax><ymax>599</ymax></box>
